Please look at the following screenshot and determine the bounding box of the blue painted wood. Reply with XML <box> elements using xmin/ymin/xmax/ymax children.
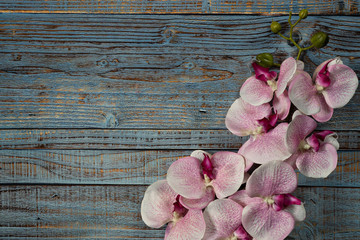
<box><xmin>0</xmin><ymin>0</ymin><xmax>359</xmax><ymax>14</ymax></box>
<box><xmin>0</xmin><ymin>149</ymin><xmax>358</xmax><ymax>187</ymax></box>
<box><xmin>0</xmin><ymin>185</ymin><xmax>359</xmax><ymax>239</ymax></box>
<box><xmin>0</xmin><ymin>14</ymin><xmax>359</xmax><ymax>129</ymax></box>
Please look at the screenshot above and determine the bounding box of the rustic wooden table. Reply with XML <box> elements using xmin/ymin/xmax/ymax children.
<box><xmin>0</xmin><ymin>1</ymin><xmax>359</xmax><ymax>239</ymax></box>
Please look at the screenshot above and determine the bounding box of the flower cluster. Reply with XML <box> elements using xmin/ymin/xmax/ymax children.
<box><xmin>141</xmin><ymin>10</ymin><xmax>358</xmax><ymax>240</ymax></box>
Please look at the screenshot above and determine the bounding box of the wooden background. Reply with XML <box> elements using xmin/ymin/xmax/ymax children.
<box><xmin>0</xmin><ymin>1</ymin><xmax>359</xmax><ymax>239</ymax></box>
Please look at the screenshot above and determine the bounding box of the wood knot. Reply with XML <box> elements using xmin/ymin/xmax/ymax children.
<box><xmin>162</xmin><ymin>27</ymin><xmax>177</xmax><ymax>44</ymax></box>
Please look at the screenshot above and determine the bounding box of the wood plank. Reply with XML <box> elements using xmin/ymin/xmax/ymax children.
<box><xmin>0</xmin><ymin>14</ymin><xmax>359</xmax><ymax>129</ymax></box>
<box><xmin>0</xmin><ymin>129</ymin><xmax>359</xmax><ymax>150</ymax></box>
<box><xmin>0</xmin><ymin>185</ymin><xmax>359</xmax><ymax>239</ymax></box>
<box><xmin>0</xmin><ymin>149</ymin><xmax>358</xmax><ymax>187</ymax></box>
<box><xmin>0</xmin><ymin>0</ymin><xmax>359</xmax><ymax>14</ymax></box>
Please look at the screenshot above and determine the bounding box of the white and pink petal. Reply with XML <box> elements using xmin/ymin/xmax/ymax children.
<box><xmin>246</xmin><ymin>161</ymin><xmax>297</xmax><ymax>198</ymax></box>
<box><xmin>203</xmin><ymin>199</ymin><xmax>243</xmax><ymax>240</ymax></box>
<box><xmin>273</xmin><ymin>90</ymin><xmax>291</xmax><ymax>120</ymax></box>
<box><xmin>180</xmin><ymin>187</ymin><xmax>215</xmax><ymax>210</ymax></box>
<box><xmin>167</xmin><ymin>157</ymin><xmax>206</xmax><ymax>199</ymax></box>
<box><xmin>165</xmin><ymin>209</ymin><xmax>206</xmax><ymax>240</ymax></box>
<box><xmin>240</xmin><ymin>76</ymin><xmax>274</xmax><ymax>106</ymax></box>
<box><xmin>211</xmin><ymin>151</ymin><xmax>245</xmax><ymax>199</ymax></box>
<box><xmin>242</xmin><ymin>201</ymin><xmax>295</xmax><ymax>240</ymax></box>
<box><xmin>296</xmin><ymin>143</ymin><xmax>338</xmax><ymax>178</ymax></box>
<box><xmin>141</xmin><ymin>180</ymin><xmax>177</xmax><ymax>228</ymax></box>
<box><xmin>277</xmin><ymin>57</ymin><xmax>297</xmax><ymax>96</ymax></box>
<box><xmin>240</xmin><ymin>123</ymin><xmax>291</xmax><ymax>164</ymax></box>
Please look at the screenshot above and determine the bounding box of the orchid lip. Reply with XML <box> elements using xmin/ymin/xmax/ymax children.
<box><xmin>201</xmin><ymin>154</ymin><xmax>215</xmax><ymax>180</ymax></box>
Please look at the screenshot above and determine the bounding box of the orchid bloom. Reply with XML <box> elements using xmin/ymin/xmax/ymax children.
<box><xmin>202</xmin><ymin>199</ymin><xmax>252</xmax><ymax>240</ymax></box>
<box><xmin>229</xmin><ymin>161</ymin><xmax>306</xmax><ymax>240</ymax></box>
<box><xmin>141</xmin><ymin>180</ymin><xmax>206</xmax><ymax>240</ymax></box>
<box><xmin>240</xmin><ymin>57</ymin><xmax>303</xmax><ymax>120</ymax></box>
<box><xmin>225</xmin><ymin>98</ymin><xmax>291</xmax><ymax>164</ymax></box>
<box><xmin>286</xmin><ymin>114</ymin><xmax>339</xmax><ymax>178</ymax></box>
<box><xmin>289</xmin><ymin>58</ymin><xmax>358</xmax><ymax>122</ymax></box>
<box><xmin>166</xmin><ymin>151</ymin><xmax>245</xmax><ymax>210</ymax></box>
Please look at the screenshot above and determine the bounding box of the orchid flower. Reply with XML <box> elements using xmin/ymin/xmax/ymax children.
<box><xmin>229</xmin><ymin>161</ymin><xmax>306</xmax><ymax>240</ymax></box>
<box><xmin>286</xmin><ymin>114</ymin><xmax>339</xmax><ymax>178</ymax></box>
<box><xmin>202</xmin><ymin>199</ymin><xmax>253</xmax><ymax>240</ymax></box>
<box><xmin>240</xmin><ymin>57</ymin><xmax>302</xmax><ymax>120</ymax></box>
<box><xmin>225</xmin><ymin>98</ymin><xmax>291</xmax><ymax>164</ymax></box>
<box><xmin>141</xmin><ymin>180</ymin><xmax>206</xmax><ymax>240</ymax></box>
<box><xmin>289</xmin><ymin>58</ymin><xmax>358</xmax><ymax>122</ymax></box>
<box><xmin>167</xmin><ymin>151</ymin><xmax>245</xmax><ymax>210</ymax></box>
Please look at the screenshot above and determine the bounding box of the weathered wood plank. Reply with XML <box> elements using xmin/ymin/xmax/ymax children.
<box><xmin>0</xmin><ymin>185</ymin><xmax>359</xmax><ymax>239</ymax></box>
<box><xmin>0</xmin><ymin>129</ymin><xmax>359</xmax><ymax>150</ymax></box>
<box><xmin>0</xmin><ymin>0</ymin><xmax>359</xmax><ymax>14</ymax></box>
<box><xmin>0</xmin><ymin>14</ymin><xmax>359</xmax><ymax>130</ymax></box>
<box><xmin>0</xmin><ymin>149</ymin><xmax>358</xmax><ymax>187</ymax></box>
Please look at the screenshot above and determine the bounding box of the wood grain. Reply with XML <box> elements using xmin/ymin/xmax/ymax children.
<box><xmin>0</xmin><ymin>0</ymin><xmax>359</xmax><ymax>14</ymax></box>
<box><xmin>0</xmin><ymin>149</ymin><xmax>358</xmax><ymax>187</ymax></box>
<box><xmin>0</xmin><ymin>14</ymin><xmax>359</xmax><ymax>129</ymax></box>
<box><xmin>0</xmin><ymin>185</ymin><xmax>359</xmax><ymax>239</ymax></box>
<box><xmin>0</xmin><ymin>129</ymin><xmax>359</xmax><ymax>150</ymax></box>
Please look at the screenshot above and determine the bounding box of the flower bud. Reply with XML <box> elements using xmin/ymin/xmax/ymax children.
<box><xmin>256</xmin><ymin>53</ymin><xmax>274</xmax><ymax>68</ymax></box>
<box><xmin>311</xmin><ymin>31</ymin><xmax>329</xmax><ymax>48</ymax></box>
<box><xmin>271</xmin><ymin>21</ymin><xmax>281</xmax><ymax>33</ymax></box>
<box><xmin>299</xmin><ymin>9</ymin><xmax>308</xmax><ymax>19</ymax></box>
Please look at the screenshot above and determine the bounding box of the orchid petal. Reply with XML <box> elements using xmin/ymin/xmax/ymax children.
<box><xmin>296</xmin><ymin>60</ymin><xmax>304</xmax><ymax>71</ymax></box>
<box><xmin>292</xmin><ymin>110</ymin><xmax>305</xmax><ymax>120</ymax></box>
<box><xmin>239</xmin><ymin>146</ymin><xmax>254</xmax><ymax>172</ymax></box>
<box><xmin>289</xmin><ymin>71</ymin><xmax>321</xmax><ymax>115</ymax></box>
<box><xmin>284</xmin><ymin>152</ymin><xmax>299</xmax><ymax>169</ymax></box>
<box><xmin>240</xmin><ymin>76</ymin><xmax>274</xmax><ymax>106</ymax></box>
<box><xmin>246</xmin><ymin>161</ymin><xmax>297</xmax><ymax>198</ymax></box>
<box><xmin>229</xmin><ymin>190</ymin><xmax>264</xmax><ymax>207</ymax></box>
<box><xmin>191</xmin><ymin>150</ymin><xmax>211</xmax><ymax>161</ymax></box>
<box><xmin>306</xmin><ymin>134</ymin><xmax>320</xmax><ymax>152</ymax></box>
<box><xmin>296</xmin><ymin>143</ymin><xmax>338</xmax><ymax>178</ymax></box>
<box><xmin>141</xmin><ymin>180</ymin><xmax>177</xmax><ymax>228</ymax></box>
<box><xmin>167</xmin><ymin>157</ymin><xmax>205</xmax><ymax>199</ymax></box>
<box><xmin>313</xmin><ymin>59</ymin><xmax>332</xmax><ymax>80</ymax></box>
<box><xmin>277</xmin><ymin>57</ymin><xmax>297</xmax><ymax>96</ymax></box>
<box><xmin>286</xmin><ymin>115</ymin><xmax>317</xmax><ymax>154</ymax></box>
<box><xmin>324</xmin><ymin>133</ymin><xmax>339</xmax><ymax>150</ymax></box>
<box><xmin>203</xmin><ymin>199</ymin><xmax>243</xmax><ymax>240</ymax></box>
<box><xmin>240</xmin><ymin>123</ymin><xmax>291</xmax><ymax>164</ymax></box>
<box><xmin>165</xmin><ymin>209</ymin><xmax>206</xmax><ymax>240</ymax></box>
<box><xmin>242</xmin><ymin>201</ymin><xmax>295</xmax><ymax>240</ymax></box>
<box><xmin>180</xmin><ymin>187</ymin><xmax>215</xmax><ymax>210</ymax></box>
<box><xmin>314</xmin><ymin>130</ymin><xmax>334</xmax><ymax>141</ymax></box>
<box><xmin>284</xmin><ymin>203</ymin><xmax>306</xmax><ymax>222</ymax></box>
<box><xmin>273</xmin><ymin>90</ymin><xmax>291</xmax><ymax>120</ymax></box>
<box><xmin>322</xmin><ymin>64</ymin><xmax>359</xmax><ymax>108</ymax></box>
<box><xmin>312</xmin><ymin>95</ymin><xmax>334</xmax><ymax>122</ymax></box>
<box><xmin>211</xmin><ymin>152</ymin><xmax>245</xmax><ymax>199</ymax></box>
<box><xmin>225</xmin><ymin>98</ymin><xmax>272</xmax><ymax>136</ymax></box>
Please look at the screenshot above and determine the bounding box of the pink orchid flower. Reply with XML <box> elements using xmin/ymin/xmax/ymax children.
<box><xmin>166</xmin><ymin>151</ymin><xmax>245</xmax><ymax>209</ymax></box>
<box><xmin>240</xmin><ymin>57</ymin><xmax>302</xmax><ymax>120</ymax></box>
<box><xmin>225</xmin><ymin>98</ymin><xmax>291</xmax><ymax>164</ymax></box>
<box><xmin>229</xmin><ymin>161</ymin><xmax>306</xmax><ymax>240</ymax></box>
<box><xmin>286</xmin><ymin>114</ymin><xmax>339</xmax><ymax>178</ymax></box>
<box><xmin>141</xmin><ymin>180</ymin><xmax>206</xmax><ymax>240</ymax></box>
<box><xmin>289</xmin><ymin>58</ymin><xmax>358</xmax><ymax>122</ymax></box>
<box><xmin>202</xmin><ymin>199</ymin><xmax>253</xmax><ymax>240</ymax></box>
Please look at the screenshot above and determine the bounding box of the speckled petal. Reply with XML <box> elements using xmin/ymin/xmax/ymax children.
<box><xmin>167</xmin><ymin>157</ymin><xmax>206</xmax><ymax>199</ymax></box>
<box><xmin>242</xmin><ymin>201</ymin><xmax>295</xmax><ymax>240</ymax></box>
<box><xmin>246</xmin><ymin>161</ymin><xmax>297</xmax><ymax>198</ymax></box>
<box><xmin>141</xmin><ymin>180</ymin><xmax>177</xmax><ymax>228</ymax></box>
<box><xmin>277</xmin><ymin>57</ymin><xmax>297</xmax><ymax>96</ymax></box>
<box><xmin>203</xmin><ymin>199</ymin><xmax>243</xmax><ymax>240</ymax></box>
<box><xmin>225</xmin><ymin>98</ymin><xmax>272</xmax><ymax>136</ymax></box>
<box><xmin>211</xmin><ymin>151</ymin><xmax>245</xmax><ymax>199</ymax></box>
<box><xmin>240</xmin><ymin>76</ymin><xmax>274</xmax><ymax>106</ymax></box>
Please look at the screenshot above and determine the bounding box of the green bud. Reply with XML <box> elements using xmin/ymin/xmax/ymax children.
<box><xmin>256</xmin><ymin>53</ymin><xmax>274</xmax><ymax>68</ymax></box>
<box><xmin>271</xmin><ymin>21</ymin><xmax>281</xmax><ymax>34</ymax></box>
<box><xmin>311</xmin><ymin>31</ymin><xmax>329</xmax><ymax>48</ymax></box>
<box><xmin>299</xmin><ymin>9</ymin><xmax>308</xmax><ymax>19</ymax></box>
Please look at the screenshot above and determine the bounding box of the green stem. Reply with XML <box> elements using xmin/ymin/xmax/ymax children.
<box><xmin>302</xmin><ymin>44</ymin><xmax>315</xmax><ymax>50</ymax></box>
<box><xmin>273</xmin><ymin>63</ymin><xmax>281</xmax><ymax>67</ymax></box>
<box><xmin>296</xmin><ymin>49</ymin><xmax>303</xmax><ymax>60</ymax></box>
<box><xmin>277</xmin><ymin>32</ymin><xmax>290</xmax><ymax>40</ymax></box>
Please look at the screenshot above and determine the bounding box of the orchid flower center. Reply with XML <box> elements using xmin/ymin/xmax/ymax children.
<box><xmin>267</xmin><ymin>80</ymin><xmax>277</xmax><ymax>91</ymax></box>
<box><xmin>301</xmin><ymin>130</ymin><xmax>334</xmax><ymax>152</ymax></box>
<box><xmin>315</xmin><ymin>61</ymin><xmax>331</xmax><ymax>89</ymax></box>
<box><xmin>201</xmin><ymin>154</ymin><xmax>215</xmax><ymax>187</ymax></box>
<box><xmin>272</xmin><ymin>194</ymin><xmax>301</xmax><ymax>211</ymax></box>
<box><xmin>252</xmin><ymin>62</ymin><xmax>277</xmax><ymax>82</ymax></box>
<box><xmin>225</xmin><ymin>225</ymin><xmax>252</xmax><ymax>240</ymax></box>
<box><xmin>172</xmin><ymin>195</ymin><xmax>188</xmax><ymax>224</ymax></box>
<box><xmin>256</xmin><ymin>112</ymin><xmax>278</xmax><ymax>134</ymax></box>
<box><xmin>263</xmin><ymin>196</ymin><xmax>275</xmax><ymax>205</ymax></box>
